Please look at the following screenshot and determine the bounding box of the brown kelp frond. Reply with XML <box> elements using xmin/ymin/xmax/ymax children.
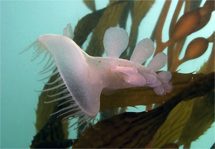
<box><xmin>100</xmin><ymin>72</ymin><xmax>202</xmax><ymax>111</ymax></box>
<box><xmin>177</xmin><ymin>91</ymin><xmax>214</xmax><ymax>146</ymax></box>
<box><xmin>198</xmin><ymin>42</ymin><xmax>215</xmax><ymax>74</ymax></box>
<box><xmin>169</xmin><ymin>37</ymin><xmax>209</xmax><ymax>71</ymax></box>
<box><xmin>147</xmin><ymin>100</ymin><xmax>194</xmax><ymax>148</ymax></box>
<box><xmin>85</xmin><ymin>0</ymin><xmax>128</xmax><ymax>56</ymax></box>
<box><xmin>73</xmin><ymin>72</ymin><xmax>214</xmax><ymax>148</ymax></box>
<box><xmin>31</xmin><ymin>139</ymin><xmax>77</xmax><ymax>148</ymax></box>
<box><xmin>83</xmin><ymin>0</ymin><xmax>96</xmax><ymax>11</ymax></box>
<box><xmin>153</xmin><ymin>0</ymin><xmax>214</xmax><ymax>71</ymax></box>
<box><xmin>73</xmin><ymin>0</ymin><xmax>126</xmax><ymax>48</ymax></box>
<box><xmin>126</xmin><ymin>0</ymin><xmax>155</xmax><ymax>58</ymax></box>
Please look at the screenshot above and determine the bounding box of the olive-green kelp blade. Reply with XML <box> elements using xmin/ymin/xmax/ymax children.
<box><xmin>127</xmin><ymin>0</ymin><xmax>155</xmax><ymax>57</ymax></box>
<box><xmin>198</xmin><ymin>46</ymin><xmax>215</xmax><ymax>74</ymax></box>
<box><xmin>83</xmin><ymin>0</ymin><xmax>96</xmax><ymax>11</ymax></box>
<box><xmin>34</xmin><ymin>73</ymin><xmax>202</xmax><ymax>129</ymax></box>
<box><xmin>73</xmin><ymin>7</ymin><xmax>106</xmax><ymax>47</ymax></box>
<box><xmin>73</xmin><ymin>72</ymin><xmax>214</xmax><ymax>148</ymax></box>
<box><xmin>118</xmin><ymin>1</ymin><xmax>134</xmax><ymax>59</ymax></box>
<box><xmin>31</xmin><ymin>139</ymin><xmax>76</xmax><ymax>148</ymax></box>
<box><xmin>173</xmin><ymin>34</ymin><xmax>214</xmax><ymax>146</ymax></box>
<box><xmin>146</xmin><ymin>99</ymin><xmax>194</xmax><ymax>148</ymax></box>
<box><xmin>31</xmin><ymin>119</ymin><xmax>77</xmax><ymax>148</ymax></box>
<box><xmin>148</xmin><ymin>77</ymin><xmax>214</xmax><ymax>147</ymax></box>
<box><xmin>85</xmin><ymin>0</ymin><xmax>127</xmax><ymax>56</ymax></box>
<box><xmin>33</xmin><ymin>70</ymin><xmax>205</xmax><ymax>148</ymax></box>
<box><xmin>35</xmin><ymin>73</ymin><xmax>69</xmax><ymax>136</ymax></box>
<box><xmin>177</xmin><ymin>91</ymin><xmax>214</xmax><ymax>145</ymax></box>
<box><xmin>32</xmin><ymin>73</ymin><xmax>70</xmax><ymax>148</ymax></box>
<box><xmin>100</xmin><ymin>72</ymin><xmax>202</xmax><ymax>111</ymax></box>
<box><xmin>73</xmin><ymin>1</ymin><xmax>125</xmax><ymax>48</ymax></box>
<box><xmin>118</xmin><ymin>1</ymin><xmax>133</xmax><ymax>29</ymax></box>
<box><xmin>31</xmin><ymin>97</ymin><xmax>77</xmax><ymax>148</ymax></box>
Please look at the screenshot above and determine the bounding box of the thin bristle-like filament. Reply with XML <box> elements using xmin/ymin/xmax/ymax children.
<box><xmin>35</xmin><ymin>81</ymin><xmax>64</xmax><ymax>92</ymax></box>
<box><xmin>83</xmin><ymin>117</ymin><xmax>93</xmax><ymax>128</ymax></box>
<box><xmin>44</xmin><ymin>59</ymin><xmax>55</xmax><ymax>71</ymax></box>
<box><xmin>32</xmin><ymin>45</ymin><xmax>43</xmax><ymax>57</ymax></box>
<box><xmin>37</xmin><ymin>70</ymin><xmax>59</xmax><ymax>81</ymax></box>
<box><xmin>34</xmin><ymin>44</ymin><xmax>43</xmax><ymax>53</ymax></box>
<box><xmin>31</xmin><ymin>47</ymin><xmax>46</xmax><ymax>61</ymax></box>
<box><xmin>58</xmin><ymin>99</ymin><xmax>74</xmax><ymax>107</ymax></box>
<box><xmin>50</xmin><ymin>104</ymin><xmax>78</xmax><ymax>116</ymax></box>
<box><xmin>44</xmin><ymin>76</ymin><xmax>63</xmax><ymax>85</ymax></box>
<box><xmin>43</xmin><ymin>54</ymin><xmax>53</xmax><ymax>69</ymax></box>
<box><xmin>39</xmin><ymin>65</ymin><xmax>56</xmax><ymax>75</ymax></box>
<box><xmin>70</xmin><ymin>115</ymin><xmax>88</xmax><ymax>129</ymax></box>
<box><xmin>82</xmin><ymin>117</ymin><xmax>94</xmax><ymax>132</ymax></box>
<box><xmin>62</xmin><ymin>111</ymin><xmax>84</xmax><ymax>120</ymax></box>
<box><xmin>42</xmin><ymin>59</ymin><xmax>55</xmax><ymax>72</ymax></box>
<box><xmin>19</xmin><ymin>40</ymin><xmax>39</xmax><ymax>54</ymax></box>
<box><xmin>91</xmin><ymin>118</ymin><xmax>97</xmax><ymax>129</ymax></box>
<box><xmin>60</xmin><ymin>86</ymin><xmax>67</xmax><ymax>90</ymax></box>
<box><xmin>58</xmin><ymin>107</ymin><xmax>82</xmax><ymax>118</ymax></box>
<box><xmin>48</xmin><ymin>88</ymin><xmax>69</xmax><ymax>97</ymax></box>
<box><xmin>32</xmin><ymin>44</ymin><xmax>41</xmax><ymax>54</ymax></box>
<box><xmin>44</xmin><ymin>93</ymin><xmax>71</xmax><ymax>103</ymax></box>
<box><xmin>37</xmin><ymin>51</ymin><xmax>49</xmax><ymax>65</ymax></box>
<box><xmin>53</xmin><ymin>68</ymin><xmax>58</xmax><ymax>73</ymax></box>
<box><xmin>81</xmin><ymin>121</ymin><xmax>91</xmax><ymax>132</ymax></box>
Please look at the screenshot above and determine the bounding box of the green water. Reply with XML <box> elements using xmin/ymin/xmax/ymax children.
<box><xmin>1</xmin><ymin>0</ymin><xmax>214</xmax><ymax>148</ymax></box>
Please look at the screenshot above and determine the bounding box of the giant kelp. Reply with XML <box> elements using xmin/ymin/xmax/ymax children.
<box><xmin>73</xmin><ymin>72</ymin><xmax>214</xmax><ymax>148</ymax></box>
<box><xmin>31</xmin><ymin>0</ymin><xmax>215</xmax><ymax>148</ymax></box>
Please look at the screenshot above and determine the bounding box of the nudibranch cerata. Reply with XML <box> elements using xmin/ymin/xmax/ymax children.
<box><xmin>22</xmin><ymin>27</ymin><xmax>172</xmax><ymax>128</ymax></box>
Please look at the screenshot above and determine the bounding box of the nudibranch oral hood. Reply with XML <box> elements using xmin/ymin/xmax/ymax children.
<box><xmin>22</xmin><ymin>27</ymin><xmax>172</xmax><ymax>128</ymax></box>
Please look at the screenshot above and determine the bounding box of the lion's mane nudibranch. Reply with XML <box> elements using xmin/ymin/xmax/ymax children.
<box><xmin>21</xmin><ymin>27</ymin><xmax>172</xmax><ymax>129</ymax></box>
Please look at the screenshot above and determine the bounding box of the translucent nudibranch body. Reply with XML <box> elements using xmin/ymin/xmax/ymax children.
<box><xmin>22</xmin><ymin>27</ymin><xmax>172</xmax><ymax>127</ymax></box>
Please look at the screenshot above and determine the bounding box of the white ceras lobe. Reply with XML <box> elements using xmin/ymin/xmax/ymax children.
<box><xmin>88</xmin><ymin>27</ymin><xmax>172</xmax><ymax>96</ymax></box>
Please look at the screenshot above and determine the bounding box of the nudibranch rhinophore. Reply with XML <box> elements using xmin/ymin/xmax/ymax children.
<box><xmin>22</xmin><ymin>27</ymin><xmax>172</xmax><ymax>128</ymax></box>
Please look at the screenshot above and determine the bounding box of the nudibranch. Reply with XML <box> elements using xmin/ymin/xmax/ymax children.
<box><xmin>22</xmin><ymin>27</ymin><xmax>172</xmax><ymax>128</ymax></box>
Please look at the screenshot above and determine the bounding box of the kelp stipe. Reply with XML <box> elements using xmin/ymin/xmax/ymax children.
<box><xmin>21</xmin><ymin>27</ymin><xmax>172</xmax><ymax>130</ymax></box>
